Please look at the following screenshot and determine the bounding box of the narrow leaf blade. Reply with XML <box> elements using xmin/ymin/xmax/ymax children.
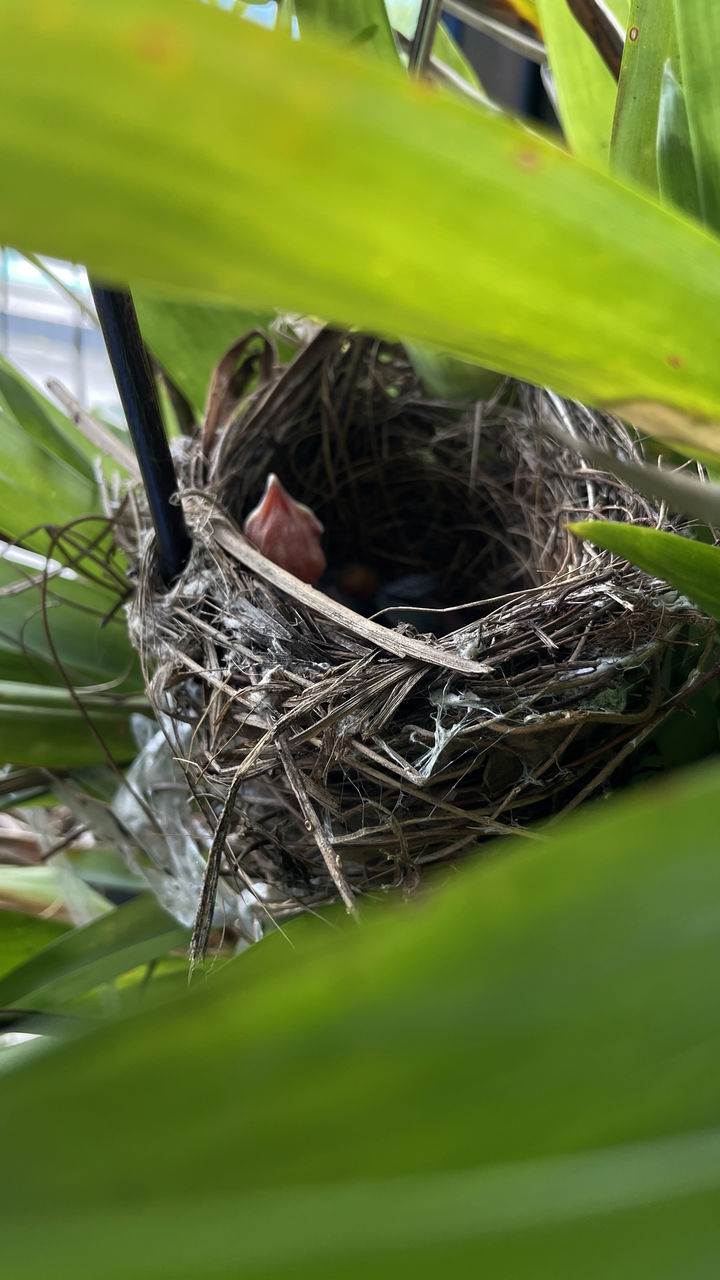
<box><xmin>537</xmin><ymin>0</ymin><xmax>628</xmax><ymax>165</ymax></box>
<box><xmin>0</xmin><ymin>894</ymin><xmax>189</xmax><ymax>1011</ymax></box>
<box><xmin>568</xmin><ymin>520</ymin><xmax>720</xmax><ymax>620</ymax></box>
<box><xmin>674</xmin><ymin>0</ymin><xmax>720</xmax><ymax>234</ymax></box>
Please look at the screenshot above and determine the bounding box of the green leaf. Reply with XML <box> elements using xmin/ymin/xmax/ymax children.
<box><xmin>4</xmin><ymin>758</ymin><xmax>720</xmax><ymax>1274</ymax></box>
<box><xmin>313</xmin><ymin>1</ymin><xmax>493</xmax><ymax>400</ymax></box>
<box><xmin>0</xmin><ymin>864</ymin><xmax>111</xmax><ymax>920</ymax></box>
<box><xmin>0</xmin><ymin>405</ymin><xmax>101</xmax><ymax>555</ymax></box>
<box><xmin>5</xmin><ymin>0</ymin><xmax>720</xmax><ymax>439</ymax></box>
<box><xmin>66</xmin><ymin>846</ymin><xmax>146</xmax><ymax>895</ymax></box>
<box><xmin>611</xmin><ymin>0</ymin><xmax>677</xmax><ymax>191</ymax></box>
<box><xmin>338</xmin><ymin>2</ymin><xmax>493</xmax><ymax>400</ymax></box>
<box><xmin>0</xmin><ymin>341</ymin><xmax>135</xmax><ymax>485</ymax></box>
<box><xmin>430</xmin><ymin>17</ymin><xmax>483</xmax><ymax>90</ymax></box>
<box><xmin>404</xmin><ymin>341</ymin><xmax>503</xmax><ymax>400</ymax></box>
<box><xmin>656</xmin><ymin>58</ymin><xmax>702</xmax><ymax>218</ymax></box>
<box><xmin>0</xmin><ymin>911</ymin><xmax>69</xmax><ymax>981</ymax></box>
<box><xmin>134</xmin><ymin>292</ymin><xmax>286</xmax><ymax>415</ymax></box>
<box><xmin>611</xmin><ymin>0</ymin><xmax>702</xmax><ymax>222</ymax></box>
<box><xmin>296</xmin><ymin>0</ymin><xmax>399</xmax><ymax>62</ymax></box>
<box><xmin>0</xmin><ymin>556</ymin><xmax>141</xmax><ymax>690</ymax></box>
<box><xmin>0</xmin><ymin>353</ymin><xmax>95</xmax><ymax>480</ymax></box>
<box><xmin>0</xmin><ymin>638</ymin><xmax>59</xmax><ymax>686</ymax></box>
<box><xmin>568</xmin><ymin>520</ymin><xmax>720</xmax><ymax>620</ymax></box>
<box><xmin>0</xmin><ymin>681</ymin><xmax>146</xmax><ymax>768</ymax></box>
<box><xmin>674</xmin><ymin>0</ymin><xmax>720</xmax><ymax>234</ymax></box>
<box><xmin>0</xmin><ymin>894</ymin><xmax>188</xmax><ymax>1012</ymax></box>
<box><xmin>537</xmin><ymin>0</ymin><xmax>628</xmax><ymax>165</ymax></box>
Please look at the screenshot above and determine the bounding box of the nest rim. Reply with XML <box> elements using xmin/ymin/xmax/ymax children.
<box><xmin>120</xmin><ymin>330</ymin><xmax>709</xmax><ymax>947</ymax></box>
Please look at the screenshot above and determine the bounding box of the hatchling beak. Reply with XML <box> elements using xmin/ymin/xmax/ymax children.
<box><xmin>243</xmin><ymin>473</ymin><xmax>327</xmax><ymax>585</ymax></box>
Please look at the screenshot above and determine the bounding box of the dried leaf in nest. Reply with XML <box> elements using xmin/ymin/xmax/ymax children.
<box><xmin>123</xmin><ymin>330</ymin><xmax>712</xmax><ymax>954</ymax></box>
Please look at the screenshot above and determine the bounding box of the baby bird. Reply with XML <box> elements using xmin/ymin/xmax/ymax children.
<box><xmin>243</xmin><ymin>473</ymin><xmax>327</xmax><ymax>585</ymax></box>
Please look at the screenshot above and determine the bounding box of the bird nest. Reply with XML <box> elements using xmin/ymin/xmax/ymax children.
<box><xmin>123</xmin><ymin>328</ymin><xmax>709</xmax><ymax>951</ymax></box>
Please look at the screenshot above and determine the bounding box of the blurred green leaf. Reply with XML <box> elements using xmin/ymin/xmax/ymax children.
<box><xmin>0</xmin><ymin>405</ymin><xmax>101</xmax><ymax>556</ymax></box>
<box><xmin>3</xmin><ymin>757</ymin><xmax>720</xmax><ymax>1274</ymax></box>
<box><xmin>306</xmin><ymin>0</ymin><xmax>493</xmax><ymax>417</ymax></box>
<box><xmin>306</xmin><ymin>1</ymin><xmax>495</xmax><ymax>400</ymax></box>
<box><xmin>0</xmin><ymin>894</ymin><xmax>188</xmax><ymax>1012</ymax></box>
<box><xmin>0</xmin><ymin>637</ymin><xmax>59</xmax><ymax>686</ymax></box>
<box><xmin>0</xmin><ymin>556</ymin><xmax>141</xmax><ymax>690</ymax></box>
<box><xmin>405</xmin><ymin>342</ymin><xmax>503</xmax><ymax>399</ymax></box>
<box><xmin>674</xmin><ymin>1</ymin><xmax>720</xmax><ymax>234</ymax></box>
<box><xmin>134</xmin><ymin>293</ymin><xmax>287</xmax><ymax>415</ymax></box>
<box><xmin>0</xmin><ymin>681</ymin><xmax>146</xmax><ymax>768</ymax></box>
<box><xmin>0</xmin><ymin>864</ymin><xmax>111</xmax><ymax>919</ymax></box>
<box><xmin>0</xmin><ymin>344</ymin><xmax>134</xmax><ymax>488</ymax></box>
<box><xmin>643</xmin><ymin>676</ymin><xmax>719</xmax><ymax>774</ymax></box>
<box><xmin>568</xmin><ymin>520</ymin><xmax>720</xmax><ymax>620</ymax></box>
<box><xmin>4</xmin><ymin>1</ymin><xmax>720</xmax><ymax>438</ymax></box>
<box><xmin>296</xmin><ymin>0</ymin><xmax>398</xmax><ymax>61</ymax></box>
<box><xmin>0</xmin><ymin>911</ymin><xmax>69</xmax><ymax>980</ymax></box>
<box><xmin>66</xmin><ymin>846</ymin><xmax>146</xmax><ymax>895</ymax></box>
<box><xmin>430</xmin><ymin>17</ymin><xmax>483</xmax><ymax>89</ymax></box>
<box><xmin>537</xmin><ymin>0</ymin><xmax>628</xmax><ymax>165</ymax></box>
<box><xmin>0</xmin><ymin>354</ymin><xmax>95</xmax><ymax>480</ymax></box>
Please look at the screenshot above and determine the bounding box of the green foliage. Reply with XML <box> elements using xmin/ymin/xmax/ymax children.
<box><xmin>296</xmin><ymin>0</ymin><xmax>398</xmax><ymax>60</ymax></box>
<box><xmin>0</xmin><ymin>681</ymin><xmax>146</xmax><ymax>768</ymax></box>
<box><xmin>3</xmin><ymin>760</ymin><xmax>720</xmax><ymax>1274</ymax></box>
<box><xmin>656</xmin><ymin>59</ymin><xmax>702</xmax><ymax>217</ymax></box>
<box><xmin>4</xmin><ymin>0</ymin><xmax>720</xmax><ymax>444</ymax></box>
<box><xmin>404</xmin><ymin>342</ymin><xmax>503</xmax><ymax>399</ymax></box>
<box><xmin>675</xmin><ymin>1</ymin><xmax>720</xmax><ymax>233</ymax></box>
<box><xmin>0</xmin><ymin>863</ymin><xmax>112</xmax><ymax>920</ymax></box>
<box><xmin>611</xmin><ymin>0</ymin><xmax>705</xmax><ymax>226</ymax></box>
<box><xmin>0</xmin><ymin>894</ymin><xmax>188</xmax><ymax>1013</ymax></box>
<box><xmin>134</xmin><ymin>293</ymin><xmax>288</xmax><ymax>414</ymax></box>
<box><xmin>0</xmin><ymin>353</ymin><xmax>95</xmax><ymax>479</ymax></box>
<box><xmin>538</xmin><ymin>0</ymin><xmax>629</xmax><ymax>165</ymax></box>
<box><xmin>612</xmin><ymin>0</ymin><xmax>678</xmax><ymax>189</ymax></box>
<box><xmin>0</xmin><ymin>911</ymin><xmax>69</xmax><ymax>980</ymax></box>
<box><xmin>2</xmin><ymin>6</ymin><xmax>720</xmax><ymax>1276</ymax></box>
<box><xmin>0</xmin><ymin>555</ymin><xmax>141</xmax><ymax>689</ymax></box>
<box><xmin>0</xmin><ymin>351</ymin><xmax>143</xmax><ymax>772</ymax></box>
<box><xmin>0</xmin><ymin>405</ymin><xmax>101</xmax><ymax>557</ymax></box>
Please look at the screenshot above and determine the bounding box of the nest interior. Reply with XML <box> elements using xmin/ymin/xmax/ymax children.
<box><xmin>126</xmin><ymin>330</ymin><xmax>708</xmax><ymax>929</ymax></box>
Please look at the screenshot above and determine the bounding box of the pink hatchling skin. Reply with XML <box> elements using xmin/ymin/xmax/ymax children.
<box><xmin>243</xmin><ymin>473</ymin><xmax>327</xmax><ymax>585</ymax></box>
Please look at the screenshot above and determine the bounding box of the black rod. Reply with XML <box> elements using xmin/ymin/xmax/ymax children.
<box><xmin>90</xmin><ymin>283</ymin><xmax>192</xmax><ymax>586</ymax></box>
